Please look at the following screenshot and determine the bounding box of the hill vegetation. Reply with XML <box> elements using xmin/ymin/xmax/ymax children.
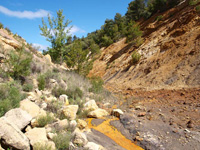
<box><xmin>40</xmin><ymin>0</ymin><xmax>186</xmax><ymax>75</ymax></box>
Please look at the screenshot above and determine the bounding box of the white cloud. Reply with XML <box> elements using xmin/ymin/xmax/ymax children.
<box><xmin>69</xmin><ymin>26</ymin><xmax>86</xmax><ymax>35</ymax></box>
<box><xmin>0</xmin><ymin>5</ymin><xmax>50</xmax><ymax>19</ymax></box>
<box><xmin>49</xmin><ymin>26</ymin><xmax>85</xmax><ymax>36</ymax></box>
<box><xmin>32</xmin><ymin>43</ymin><xmax>48</xmax><ymax>51</ymax></box>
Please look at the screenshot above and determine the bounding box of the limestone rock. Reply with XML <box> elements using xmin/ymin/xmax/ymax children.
<box><xmin>84</xmin><ymin>142</ymin><xmax>103</xmax><ymax>150</ymax></box>
<box><xmin>20</xmin><ymin>99</ymin><xmax>40</xmax><ymax>118</ymax></box>
<box><xmin>88</xmin><ymin>109</ymin><xmax>109</xmax><ymax>118</ymax></box>
<box><xmin>69</xmin><ymin>120</ymin><xmax>77</xmax><ymax>131</ymax></box>
<box><xmin>47</xmin><ymin>132</ymin><xmax>57</xmax><ymax>140</ymax></box>
<box><xmin>48</xmin><ymin>119</ymin><xmax>68</xmax><ymax>131</ymax></box>
<box><xmin>4</xmin><ymin>108</ymin><xmax>32</xmax><ymax>130</ymax></box>
<box><xmin>111</xmin><ymin>109</ymin><xmax>124</xmax><ymax>118</ymax></box>
<box><xmin>83</xmin><ymin>100</ymin><xmax>98</xmax><ymax>112</ymax></box>
<box><xmin>0</xmin><ymin>117</ymin><xmax>30</xmax><ymax>150</ymax></box>
<box><xmin>49</xmin><ymin>79</ymin><xmax>58</xmax><ymax>89</ymax></box>
<box><xmin>72</xmin><ymin>128</ymin><xmax>88</xmax><ymax>146</ymax></box>
<box><xmin>44</xmin><ymin>54</ymin><xmax>52</xmax><ymax>63</ymax></box>
<box><xmin>59</xmin><ymin>94</ymin><xmax>69</xmax><ymax>104</ymax></box>
<box><xmin>77</xmin><ymin>119</ymin><xmax>87</xmax><ymax>130</ymax></box>
<box><xmin>63</xmin><ymin>105</ymin><xmax>79</xmax><ymax>120</ymax></box>
<box><xmin>35</xmin><ymin>89</ymin><xmax>42</xmax><ymax>97</ymax></box>
<box><xmin>25</xmin><ymin>128</ymin><xmax>48</xmax><ymax>146</ymax></box>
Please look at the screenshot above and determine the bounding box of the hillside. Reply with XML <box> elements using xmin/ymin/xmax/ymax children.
<box><xmin>89</xmin><ymin>1</ymin><xmax>200</xmax><ymax>91</ymax></box>
<box><xmin>0</xmin><ymin>0</ymin><xmax>200</xmax><ymax>150</ymax></box>
<box><xmin>88</xmin><ymin>1</ymin><xmax>200</xmax><ymax>149</ymax></box>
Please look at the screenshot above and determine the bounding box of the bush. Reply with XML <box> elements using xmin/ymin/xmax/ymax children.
<box><xmin>52</xmin><ymin>86</ymin><xmax>67</xmax><ymax>98</ymax></box>
<box><xmin>5</xmin><ymin>27</ymin><xmax>11</xmax><ymax>34</ymax></box>
<box><xmin>131</xmin><ymin>51</ymin><xmax>141</xmax><ymax>64</ymax></box>
<box><xmin>0</xmin><ymin>22</ymin><xmax>4</xmax><ymax>29</ymax></box>
<box><xmin>33</xmin><ymin>143</ymin><xmax>54</xmax><ymax>150</ymax></box>
<box><xmin>67</xmin><ymin>87</ymin><xmax>83</xmax><ymax>100</ymax></box>
<box><xmin>23</xmin><ymin>82</ymin><xmax>33</xmax><ymax>92</ymax></box>
<box><xmin>0</xmin><ymin>82</ymin><xmax>23</xmax><ymax>116</ymax></box>
<box><xmin>196</xmin><ymin>5</ymin><xmax>200</xmax><ymax>12</ymax></box>
<box><xmin>156</xmin><ymin>15</ymin><xmax>164</xmax><ymax>22</ymax></box>
<box><xmin>189</xmin><ymin>0</ymin><xmax>200</xmax><ymax>5</ymax></box>
<box><xmin>52</xmin><ymin>132</ymin><xmax>72</xmax><ymax>150</ymax></box>
<box><xmin>37</xmin><ymin>74</ymin><xmax>46</xmax><ymax>90</ymax></box>
<box><xmin>6</xmin><ymin>46</ymin><xmax>32</xmax><ymax>80</ymax></box>
<box><xmin>36</xmin><ymin>113</ymin><xmax>55</xmax><ymax>127</ymax></box>
<box><xmin>89</xmin><ymin>77</ymin><xmax>104</xmax><ymax>94</ymax></box>
<box><xmin>126</xmin><ymin>21</ymin><xmax>143</xmax><ymax>43</ymax></box>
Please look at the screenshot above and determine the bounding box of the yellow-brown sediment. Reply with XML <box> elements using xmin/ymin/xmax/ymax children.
<box><xmin>87</xmin><ymin>118</ymin><xmax>144</xmax><ymax>150</ymax></box>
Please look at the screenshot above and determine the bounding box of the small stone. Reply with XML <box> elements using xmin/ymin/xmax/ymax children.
<box><xmin>138</xmin><ymin>112</ymin><xmax>146</xmax><ymax>117</ymax></box>
<box><xmin>47</xmin><ymin>132</ymin><xmax>57</xmax><ymax>140</ymax></box>
<box><xmin>187</xmin><ymin>120</ymin><xmax>194</xmax><ymax>128</ymax></box>
<box><xmin>77</xmin><ymin>119</ymin><xmax>87</xmax><ymax>130</ymax></box>
<box><xmin>111</xmin><ymin>109</ymin><xmax>124</xmax><ymax>118</ymax></box>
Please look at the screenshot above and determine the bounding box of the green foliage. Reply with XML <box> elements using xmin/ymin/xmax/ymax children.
<box><xmin>67</xmin><ymin>87</ymin><xmax>83</xmax><ymax>100</ymax></box>
<box><xmin>5</xmin><ymin>27</ymin><xmax>11</xmax><ymax>34</ymax></box>
<box><xmin>131</xmin><ymin>51</ymin><xmax>141</xmax><ymax>64</ymax></box>
<box><xmin>5</xmin><ymin>46</ymin><xmax>32</xmax><ymax>80</ymax></box>
<box><xmin>52</xmin><ymin>86</ymin><xmax>67</xmax><ymax>97</ymax></box>
<box><xmin>126</xmin><ymin>21</ymin><xmax>143</xmax><ymax>44</ymax></box>
<box><xmin>52</xmin><ymin>86</ymin><xmax>83</xmax><ymax>100</ymax></box>
<box><xmin>23</xmin><ymin>82</ymin><xmax>33</xmax><ymax>92</ymax></box>
<box><xmin>189</xmin><ymin>0</ymin><xmax>200</xmax><ymax>5</ymax></box>
<box><xmin>101</xmin><ymin>35</ymin><xmax>113</xmax><ymax>47</ymax></box>
<box><xmin>37</xmin><ymin>74</ymin><xmax>46</xmax><ymax>90</ymax></box>
<box><xmin>126</xmin><ymin>0</ymin><xmax>148</xmax><ymax>21</ymax></box>
<box><xmin>36</xmin><ymin>113</ymin><xmax>55</xmax><ymax>127</ymax></box>
<box><xmin>52</xmin><ymin>132</ymin><xmax>72</xmax><ymax>150</ymax></box>
<box><xmin>156</xmin><ymin>15</ymin><xmax>164</xmax><ymax>22</ymax></box>
<box><xmin>65</xmin><ymin>40</ymin><xmax>89</xmax><ymax>74</ymax></box>
<box><xmin>33</xmin><ymin>143</ymin><xmax>54</xmax><ymax>150</ymax></box>
<box><xmin>39</xmin><ymin>9</ymin><xmax>71</xmax><ymax>64</ymax></box>
<box><xmin>0</xmin><ymin>22</ymin><xmax>4</xmax><ymax>29</ymax></box>
<box><xmin>0</xmin><ymin>82</ymin><xmax>23</xmax><ymax>117</ymax></box>
<box><xmin>89</xmin><ymin>77</ymin><xmax>104</xmax><ymax>94</ymax></box>
<box><xmin>196</xmin><ymin>5</ymin><xmax>200</xmax><ymax>12</ymax></box>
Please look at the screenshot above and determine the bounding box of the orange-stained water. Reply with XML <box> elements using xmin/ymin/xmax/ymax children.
<box><xmin>87</xmin><ymin>118</ymin><xmax>144</xmax><ymax>150</ymax></box>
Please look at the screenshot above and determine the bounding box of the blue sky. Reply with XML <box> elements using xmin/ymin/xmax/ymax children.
<box><xmin>0</xmin><ymin>0</ymin><xmax>132</xmax><ymax>50</ymax></box>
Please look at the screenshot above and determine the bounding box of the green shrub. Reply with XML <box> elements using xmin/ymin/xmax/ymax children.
<box><xmin>67</xmin><ymin>87</ymin><xmax>83</xmax><ymax>100</ymax></box>
<box><xmin>126</xmin><ymin>21</ymin><xmax>143</xmax><ymax>43</ymax></box>
<box><xmin>23</xmin><ymin>83</ymin><xmax>33</xmax><ymax>92</ymax></box>
<box><xmin>0</xmin><ymin>82</ymin><xmax>23</xmax><ymax>116</ymax></box>
<box><xmin>52</xmin><ymin>132</ymin><xmax>72</xmax><ymax>150</ymax></box>
<box><xmin>131</xmin><ymin>51</ymin><xmax>141</xmax><ymax>64</ymax></box>
<box><xmin>156</xmin><ymin>15</ymin><xmax>164</xmax><ymax>22</ymax></box>
<box><xmin>0</xmin><ymin>22</ymin><xmax>4</xmax><ymax>29</ymax></box>
<box><xmin>37</xmin><ymin>74</ymin><xmax>46</xmax><ymax>90</ymax></box>
<box><xmin>5</xmin><ymin>27</ymin><xmax>11</xmax><ymax>34</ymax></box>
<box><xmin>89</xmin><ymin>77</ymin><xmax>104</xmax><ymax>94</ymax></box>
<box><xmin>36</xmin><ymin>113</ymin><xmax>55</xmax><ymax>127</ymax></box>
<box><xmin>189</xmin><ymin>0</ymin><xmax>200</xmax><ymax>5</ymax></box>
<box><xmin>33</xmin><ymin>143</ymin><xmax>54</xmax><ymax>150</ymax></box>
<box><xmin>196</xmin><ymin>5</ymin><xmax>200</xmax><ymax>12</ymax></box>
<box><xmin>52</xmin><ymin>86</ymin><xmax>67</xmax><ymax>98</ymax></box>
<box><xmin>6</xmin><ymin>46</ymin><xmax>32</xmax><ymax>80</ymax></box>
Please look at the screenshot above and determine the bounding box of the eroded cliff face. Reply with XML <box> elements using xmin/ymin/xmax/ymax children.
<box><xmin>89</xmin><ymin>1</ymin><xmax>200</xmax><ymax>92</ymax></box>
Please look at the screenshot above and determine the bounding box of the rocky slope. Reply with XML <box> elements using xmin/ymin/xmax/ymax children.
<box><xmin>0</xmin><ymin>26</ymin><xmax>143</xmax><ymax>150</ymax></box>
<box><xmin>89</xmin><ymin>1</ymin><xmax>200</xmax><ymax>150</ymax></box>
<box><xmin>89</xmin><ymin>1</ymin><xmax>200</xmax><ymax>91</ymax></box>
